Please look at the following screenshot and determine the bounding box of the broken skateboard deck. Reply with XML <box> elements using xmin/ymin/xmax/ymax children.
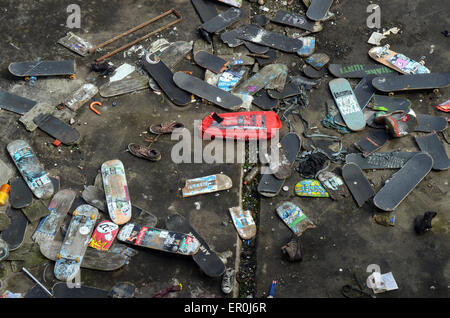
<box><xmin>297</xmin><ymin>37</ymin><xmax>316</xmax><ymax>57</ymax></box>
<box><xmin>329</xmin><ymin>78</ymin><xmax>366</xmax><ymax>131</ymax></box>
<box><xmin>368</xmin><ymin>45</ymin><xmax>430</xmax><ymax>74</ymax></box>
<box><xmin>328</xmin><ymin>64</ymin><xmax>395</xmax><ymax>78</ymax></box>
<box><xmin>294</xmin><ymin>179</ymin><xmax>330</xmax><ymax>198</ymax></box>
<box><xmin>258</xmin><ymin>133</ymin><xmax>302</xmax><ymax>197</ymax></box>
<box><xmin>235</xmin><ymin>64</ymin><xmax>288</xmax><ymax>96</ymax></box>
<box><xmin>142</xmin><ymin>54</ymin><xmax>192</xmax><ymax>106</ymax></box>
<box><xmin>415</xmin><ymin>114</ymin><xmax>448</xmax><ymax>133</ymax></box>
<box><xmin>8</xmin><ymin>60</ymin><xmax>76</xmax><ymax>79</ymax></box>
<box><xmin>217</xmin><ymin>67</ymin><xmax>248</xmax><ymax>92</ymax></box>
<box><xmin>192</xmin><ymin>0</ymin><xmax>218</xmax><ymax>23</ymax></box>
<box><xmin>54</xmin><ymin>204</ymin><xmax>99</xmax><ymax>281</ymax></box>
<box><xmin>415</xmin><ymin>133</ymin><xmax>450</xmax><ymax>171</ymax></box>
<box><xmin>354</xmin><ymin>75</ymin><xmax>377</xmax><ymax>109</ymax></box>
<box><xmin>182</xmin><ymin>174</ymin><xmax>232</xmax><ymax>198</ymax></box>
<box><xmin>0</xmin><ymin>90</ymin><xmax>36</xmax><ymax>115</ymax></box>
<box><xmin>0</xmin><ymin>207</ymin><xmax>28</xmax><ymax>251</ymax></box>
<box><xmin>63</xmin><ymin>83</ymin><xmax>98</xmax><ymax>112</ymax></box>
<box><xmin>118</xmin><ymin>223</ymin><xmax>200</xmax><ymax>255</ymax></box>
<box><xmin>306</xmin><ymin>0</ymin><xmax>334</xmax><ymax>21</ymax></box>
<box><xmin>194</xmin><ymin>51</ymin><xmax>229</xmax><ymax>74</ymax></box>
<box><xmin>9</xmin><ymin>177</ymin><xmax>32</xmax><ymax>209</ymax></box>
<box><xmin>7</xmin><ymin>140</ymin><xmax>54</xmax><ymax>200</ymax></box>
<box><xmin>32</xmin><ymin>189</ymin><xmax>76</xmax><ymax>243</ymax></box>
<box><xmin>173</xmin><ymin>72</ymin><xmax>243</xmax><ymax>110</ymax></box>
<box><xmin>101</xmin><ymin>159</ymin><xmax>132</xmax><ymax>225</ymax></box>
<box><xmin>40</xmin><ymin>240</ymin><xmax>137</xmax><ymax>271</ymax></box>
<box><xmin>342</xmin><ymin>163</ymin><xmax>374</xmax><ymax>207</ymax></box>
<box><xmin>345</xmin><ymin>152</ymin><xmax>419</xmax><ymax>170</ymax></box>
<box><xmin>373</xmin><ymin>152</ymin><xmax>433</xmax><ymax>211</ymax></box>
<box><xmin>303</xmin><ymin>65</ymin><xmax>327</xmax><ymax>79</ymax></box>
<box><xmin>272</xmin><ymin>10</ymin><xmax>320</xmax><ymax>32</ymax></box>
<box><xmin>317</xmin><ymin>171</ymin><xmax>350</xmax><ymax>200</ymax></box>
<box><xmin>165</xmin><ymin>213</ymin><xmax>225</xmax><ymax>277</ymax></box>
<box><xmin>354</xmin><ymin>130</ymin><xmax>389</xmax><ymax>157</ymax></box>
<box><xmin>276</xmin><ymin>202</ymin><xmax>316</xmax><ymax>236</ymax></box>
<box><xmin>305</xmin><ymin>53</ymin><xmax>330</xmax><ymax>70</ymax></box>
<box><xmin>200</xmin><ymin>7</ymin><xmax>243</xmax><ymax>34</ymax></box>
<box><xmin>372</xmin><ymin>73</ymin><xmax>450</xmax><ymax>93</ymax></box>
<box><xmin>252</xmin><ymin>90</ymin><xmax>279</xmax><ymax>110</ymax></box>
<box><xmin>58</xmin><ymin>32</ymin><xmax>93</xmax><ymax>57</ymax></box>
<box><xmin>88</xmin><ymin>220</ymin><xmax>119</xmax><ymax>251</ymax></box>
<box><xmin>34</xmin><ymin>113</ymin><xmax>80</xmax><ymax>145</ymax></box>
<box><xmin>372</xmin><ymin>95</ymin><xmax>411</xmax><ymax>113</ymax></box>
<box><xmin>229</xmin><ymin>207</ymin><xmax>257</xmax><ymax>240</ymax></box>
<box><xmin>99</xmin><ymin>73</ymin><xmax>149</xmax><ymax>98</ymax></box>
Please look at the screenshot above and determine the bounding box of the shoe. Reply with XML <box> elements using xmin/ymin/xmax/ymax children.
<box><xmin>128</xmin><ymin>144</ymin><xmax>161</xmax><ymax>161</ymax></box>
<box><xmin>149</xmin><ymin>121</ymin><xmax>184</xmax><ymax>135</ymax></box>
<box><xmin>281</xmin><ymin>237</ymin><xmax>302</xmax><ymax>262</ymax></box>
<box><xmin>384</xmin><ymin>109</ymin><xmax>417</xmax><ymax>138</ymax></box>
<box><xmin>221</xmin><ymin>268</ymin><xmax>235</xmax><ymax>295</ymax></box>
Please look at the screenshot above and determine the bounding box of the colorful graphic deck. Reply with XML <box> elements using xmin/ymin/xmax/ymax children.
<box><xmin>7</xmin><ymin>140</ymin><xmax>54</xmax><ymax>200</ymax></box>
<box><xmin>101</xmin><ymin>159</ymin><xmax>132</xmax><ymax>225</ymax></box>
<box><xmin>89</xmin><ymin>220</ymin><xmax>119</xmax><ymax>251</ymax></box>
<box><xmin>294</xmin><ymin>179</ymin><xmax>330</xmax><ymax>198</ymax></box>
<box><xmin>276</xmin><ymin>202</ymin><xmax>316</xmax><ymax>236</ymax></box>
<box><xmin>182</xmin><ymin>174</ymin><xmax>232</xmax><ymax>198</ymax></box>
<box><xmin>229</xmin><ymin>207</ymin><xmax>257</xmax><ymax>240</ymax></box>
<box><xmin>317</xmin><ymin>171</ymin><xmax>350</xmax><ymax>200</ymax></box>
<box><xmin>368</xmin><ymin>45</ymin><xmax>430</xmax><ymax>74</ymax></box>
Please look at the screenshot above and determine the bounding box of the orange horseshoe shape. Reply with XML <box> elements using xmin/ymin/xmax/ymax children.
<box><xmin>90</xmin><ymin>101</ymin><xmax>102</xmax><ymax>115</ymax></box>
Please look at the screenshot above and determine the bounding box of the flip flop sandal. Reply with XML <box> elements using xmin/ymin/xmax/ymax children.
<box><xmin>128</xmin><ymin>144</ymin><xmax>161</xmax><ymax>161</ymax></box>
<box><xmin>149</xmin><ymin>121</ymin><xmax>184</xmax><ymax>135</ymax></box>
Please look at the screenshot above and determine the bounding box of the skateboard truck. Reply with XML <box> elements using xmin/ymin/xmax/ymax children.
<box><xmin>90</xmin><ymin>101</ymin><xmax>102</xmax><ymax>115</ymax></box>
<box><xmin>90</xmin><ymin>9</ymin><xmax>183</xmax><ymax>62</ymax></box>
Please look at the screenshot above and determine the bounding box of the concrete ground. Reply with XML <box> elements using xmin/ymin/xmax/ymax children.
<box><xmin>0</xmin><ymin>0</ymin><xmax>448</xmax><ymax>299</ymax></box>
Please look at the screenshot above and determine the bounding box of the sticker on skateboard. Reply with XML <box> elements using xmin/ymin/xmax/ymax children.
<box><xmin>372</xmin><ymin>73</ymin><xmax>450</xmax><ymax>93</ymax></box>
<box><xmin>8</xmin><ymin>60</ymin><xmax>76</xmax><ymax>79</ymax></box>
<box><xmin>294</xmin><ymin>179</ymin><xmax>330</xmax><ymax>198</ymax></box>
<box><xmin>415</xmin><ymin>133</ymin><xmax>450</xmax><ymax>171</ymax></box>
<box><xmin>346</xmin><ymin>152</ymin><xmax>419</xmax><ymax>170</ymax></box>
<box><xmin>165</xmin><ymin>213</ymin><xmax>226</xmax><ymax>277</ymax></box>
<box><xmin>229</xmin><ymin>207</ymin><xmax>256</xmax><ymax>240</ymax></box>
<box><xmin>368</xmin><ymin>45</ymin><xmax>430</xmax><ymax>74</ymax></box>
<box><xmin>0</xmin><ymin>207</ymin><xmax>28</xmax><ymax>251</ymax></box>
<box><xmin>328</xmin><ymin>64</ymin><xmax>395</xmax><ymax>78</ymax></box>
<box><xmin>54</xmin><ymin>205</ymin><xmax>99</xmax><ymax>281</ymax></box>
<box><xmin>0</xmin><ymin>90</ymin><xmax>36</xmax><ymax>115</ymax></box>
<box><xmin>372</xmin><ymin>95</ymin><xmax>411</xmax><ymax>113</ymax></box>
<box><xmin>306</xmin><ymin>0</ymin><xmax>334</xmax><ymax>21</ymax></box>
<box><xmin>118</xmin><ymin>223</ymin><xmax>200</xmax><ymax>255</ymax></box>
<box><xmin>342</xmin><ymin>163</ymin><xmax>375</xmax><ymax>207</ymax></box>
<box><xmin>34</xmin><ymin>113</ymin><xmax>81</xmax><ymax>145</ymax></box>
<box><xmin>373</xmin><ymin>153</ymin><xmax>433</xmax><ymax>211</ymax></box>
<box><xmin>297</xmin><ymin>37</ymin><xmax>316</xmax><ymax>57</ymax></box>
<box><xmin>7</xmin><ymin>140</ymin><xmax>54</xmax><ymax>200</ymax></box>
<box><xmin>217</xmin><ymin>67</ymin><xmax>248</xmax><ymax>92</ymax></box>
<box><xmin>101</xmin><ymin>159</ymin><xmax>132</xmax><ymax>225</ymax></box>
<box><xmin>89</xmin><ymin>221</ymin><xmax>119</xmax><ymax>251</ymax></box>
<box><xmin>182</xmin><ymin>174</ymin><xmax>232</xmax><ymax>198</ymax></box>
<box><xmin>276</xmin><ymin>202</ymin><xmax>316</xmax><ymax>236</ymax></box>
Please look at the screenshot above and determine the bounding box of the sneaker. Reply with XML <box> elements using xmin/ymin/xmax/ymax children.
<box><xmin>149</xmin><ymin>121</ymin><xmax>184</xmax><ymax>135</ymax></box>
<box><xmin>128</xmin><ymin>144</ymin><xmax>161</xmax><ymax>161</ymax></box>
<box><xmin>221</xmin><ymin>268</ymin><xmax>235</xmax><ymax>295</ymax></box>
<box><xmin>281</xmin><ymin>237</ymin><xmax>302</xmax><ymax>262</ymax></box>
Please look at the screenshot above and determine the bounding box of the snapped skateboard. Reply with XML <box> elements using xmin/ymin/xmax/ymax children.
<box><xmin>158</xmin><ymin>41</ymin><xmax>193</xmax><ymax>71</ymax></box>
<box><xmin>328</xmin><ymin>64</ymin><xmax>395</xmax><ymax>78</ymax></box>
<box><xmin>63</xmin><ymin>84</ymin><xmax>98</xmax><ymax>112</ymax></box>
<box><xmin>354</xmin><ymin>130</ymin><xmax>389</xmax><ymax>157</ymax></box>
<box><xmin>32</xmin><ymin>189</ymin><xmax>76</xmax><ymax>243</ymax></box>
<box><xmin>267</xmin><ymin>82</ymin><xmax>302</xmax><ymax>100</ymax></box>
<box><xmin>346</xmin><ymin>152</ymin><xmax>419</xmax><ymax>170</ymax></box>
<box><xmin>0</xmin><ymin>90</ymin><xmax>36</xmax><ymax>115</ymax></box>
<box><xmin>228</xmin><ymin>207</ymin><xmax>257</xmax><ymax>240</ymax></box>
<box><xmin>258</xmin><ymin>133</ymin><xmax>302</xmax><ymax>197</ymax></box>
<box><xmin>254</xmin><ymin>49</ymin><xmax>277</xmax><ymax>66</ymax></box>
<box><xmin>342</xmin><ymin>163</ymin><xmax>375</xmax><ymax>207</ymax></box>
<box><xmin>272</xmin><ymin>10</ymin><xmax>320</xmax><ymax>32</ymax></box>
<box><xmin>82</xmin><ymin>185</ymin><xmax>107</xmax><ymax>212</ymax></box>
<box><xmin>372</xmin><ymin>95</ymin><xmax>411</xmax><ymax>113</ymax></box>
<box><xmin>373</xmin><ymin>153</ymin><xmax>433</xmax><ymax>211</ymax></box>
<box><xmin>415</xmin><ymin>114</ymin><xmax>448</xmax><ymax>133</ymax></box>
<box><xmin>200</xmin><ymin>7</ymin><xmax>243</xmax><ymax>34</ymax></box>
<box><xmin>165</xmin><ymin>213</ymin><xmax>226</xmax><ymax>277</ymax></box>
<box><xmin>182</xmin><ymin>174</ymin><xmax>232</xmax><ymax>198</ymax></box>
<box><xmin>0</xmin><ymin>207</ymin><xmax>28</xmax><ymax>251</ymax></box>
<box><xmin>329</xmin><ymin>78</ymin><xmax>366</xmax><ymax>131</ymax></box>
<box><xmin>101</xmin><ymin>159</ymin><xmax>132</xmax><ymax>225</ymax></box>
<box><xmin>415</xmin><ymin>133</ymin><xmax>450</xmax><ymax>171</ymax></box>
<box><xmin>235</xmin><ymin>64</ymin><xmax>288</xmax><ymax>96</ymax></box>
<box><xmin>88</xmin><ymin>220</ymin><xmax>119</xmax><ymax>251</ymax></box>
<box><xmin>173</xmin><ymin>72</ymin><xmax>243</xmax><ymax>110</ymax></box>
<box><xmin>244</xmin><ymin>41</ymin><xmax>269</xmax><ymax>55</ymax></box>
<box><xmin>142</xmin><ymin>54</ymin><xmax>192</xmax><ymax>107</ymax></box>
<box><xmin>54</xmin><ymin>204</ymin><xmax>99</xmax><ymax>281</ymax></box>
<box><xmin>9</xmin><ymin>177</ymin><xmax>32</xmax><ymax>209</ymax></box>
<box><xmin>317</xmin><ymin>171</ymin><xmax>350</xmax><ymax>200</ymax></box>
<box><xmin>297</xmin><ymin>37</ymin><xmax>316</xmax><ymax>57</ymax></box>
<box><xmin>354</xmin><ymin>75</ymin><xmax>377</xmax><ymax>109</ymax></box>
<box><xmin>294</xmin><ymin>179</ymin><xmax>330</xmax><ymax>198</ymax></box>
<box><xmin>252</xmin><ymin>90</ymin><xmax>279</xmax><ymax>110</ymax></box>
<box><xmin>303</xmin><ymin>65</ymin><xmax>327</xmax><ymax>79</ymax></box>
<box><xmin>34</xmin><ymin>113</ymin><xmax>80</xmax><ymax>145</ymax></box>
<box><xmin>368</xmin><ymin>45</ymin><xmax>430</xmax><ymax>74</ymax></box>
<box><xmin>305</xmin><ymin>53</ymin><xmax>330</xmax><ymax>71</ymax></box>
<box><xmin>58</xmin><ymin>32</ymin><xmax>93</xmax><ymax>57</ymax></box>
<box><xmin>194</xmin><ymin>51</ymin><xmax>229</xmax><ymax>74</ymax></box>
<box><xmin>192</xmin><ymin>0</ymin><xmax>218</xmax><ymax>23</ymax></box>
<box><xmin>217</xmin><ymin>67</ymin><xmax>248</xmax><ymax>92</ymax></box>
<box><xmin>7</xmin><ymin>140</ymin><xmax>54</xmax><ymax>200</ymax></box>
<box><xmin>40</xmin><ymin>240</ymin><xmax>137</xmax><ymax>272</ymax></box>
<box><xmin>372</xmin><ymin>73</ymin><xmax>450</xmax><ymax>94</ymax></box>
<box><xmin>8</xmin><ymin>60</ymin><xmax>76</xmax><ymax>80</ymax></box>
<box><xmin>306</xmin><ymin>0</ymin><xmax>334</xmax><ymax>21</ymax></box>
<box><xmin>99</xmin><ymin>73</ymin><xmax>149</xmax><ymax>98</ymax></box>
<box><xmin>276</xmin><ymin>202</ymin><xmax>316</xmax><ymax>236</ymax></box>
<box><xmin>118</xmin><ymin>223</ymin><xmax>200</xmax><ymax>255</ymax></box>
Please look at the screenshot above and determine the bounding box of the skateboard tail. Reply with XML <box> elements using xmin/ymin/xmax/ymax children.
<box><xmin>54</xmin><ymin>258</ymin><xmax>83</xmax><ymax>282</ymax></box>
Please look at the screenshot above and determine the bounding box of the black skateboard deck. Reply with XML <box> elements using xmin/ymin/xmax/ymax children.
<box><xmin>372</xmin><ymin>73</ymin><xmax>450</xmax><ymax>93</ymax></box>
<box><xmin>415</xmin><ymin>114</ymin><xmax>448</xmax><ymax>133</ymax></box>
<box><xmin>267</xmin><ymin>82</ymin><xmax>302</xmax><ymax>100</ymax></box>
<box><xmin>0</xmin><ymin>207</ymin><xmax>28</xmax><ymax>251</ymax></box>
<box><xmin>52</xmin><ymin>282</ymin><xmax>108</xmax><ymax>298</ymax></box>
<box><xmin>252</xmin><ymin>90</ymin><xmax>279</xmax><ymax>110</ymax></box>
<box><xmin>142</xmin><ymin>54</ymin><xmax>192</xmax><ymax>106</ymax></box>
<box><xmin>290</xmin><ymin>76</ymin><xmax>319</xmax><ymax>90</ymax></box>
<box><xmin>415</xmin><ymin>133</ymin><xmax>450</xmax><ymax>171</ymax></box>
<box><xmin>173</xmin><ymin>72</ymin><xmax>243</xmax><ymax>110</ymax></box>
<box><xmin>346</xmin><ymin>152</ymin><xmax>419</xmax><ymax>170</ymax></box>
<box><xmin>373</xmin><ymin>153</ymin><xmax>433</xmax><ymax>211</ymax></box>
<box><xmin>271</xmin><ymin>10</ymin><xmax>319</xmax><ymax>32</ymax></box>
<box><xmin>237</xmin><ymin>24</ymin><xmax>303</xmax><ymax>53</ymax></box>
<box><xmin>258</xmin><ymin>133</ymin><xmax>302</xmax><ymax>197</ymax></box>
<box><xmin>342</xmin><ymin>163</ymin><xmax>374</xmax><ymax>207</ymax></box>
<box><xmin>303</xmin><ymin>65</ymin><xmax>327</xmax><ymax>79</ymax></box>
<box><xmin>9</xmin><ymin>177</ymin><xmax>33</xmax><ymax>209</ymax></box>
<box><xmin>328</xmin><ymin>64</ymin><xmax>395</xmax><ymax>78</ymax></box>
<box><xmin>255</xmin><ymin>49</ymin><xmax>277</xmax><ymax>66</ymax></box>
<box><xmin>166</xmin><ymin>213</ymin><xmax>226</xmax><ymax>277</ymax></box>
<box><xmin>109</xmin><ymin>282</ymin><xmax>136</xmax><ymax>298</ymax></box>
<box><xmin>9</xmin><ymin>60</ymin><xmax>76</xmax><ymax>78</ymax></box>
<box><xmin>34</xmin><ymin>113</ymin><xmax>80</xmax><ymax>145</ymax></box>
<box><xmin>354</xmin><ymin>75</ymin><xmax>377</xmax><ymax>109</ymax></box>
<box><xmin>200</xmin><ymin>7</ymin><xmax>243</xmax><ymax>33</ymax></box>
<box><xmin>306</xmin><ymin>0</ymin><xmax>334</xmax><ymax>21</ymax></box>
<box><xmin>244</xmin><ymin>41</ymin><xmax>270</xmax><ymax>54</ymax></box>
<box><xmin>0</xmin><ymin>90</ymin><xmax>36</xmax><ymax>115</ymax></box>
<box><xmin>372</xmin><ymin>95</ymin><xmax>411</xmax><ymax>113</ymax></box>
<box><xmin>191</xmin><ymin>0</ymin><xmax>219</xmax><ymax>23</ymax></box>
<box><xmin>24</xmin><ymin>284</ymin><xmax>52</xmax><ymax>298</ymax></box>
<box><xmin>220</xmin><ymin>27</ymin><xmax>245</xmax><ymax>48</ymax></box>
<box><xmin>194</xmin><ymin>51</ymin><xmax>229</xmax><ymax>74</ymax></box>
<box><xmin>354</xmin><ymin>130</ymin><xmax>389</xmax><ymax>157</ymax></box>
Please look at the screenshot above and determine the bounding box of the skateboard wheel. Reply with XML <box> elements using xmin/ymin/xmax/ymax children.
<box><xmin>73</xmin><ymin>211</ymin><xmax>78</xmax><ymax>216</ymax></box>
<box><xmin>57</xmin><ymin>254</ymin><xmax>62</xmax><ymax>260</ymax></box>
<box><xmin>388</xmin><ymin>92</ymin><xmax>395</xmax><ymax>96</ymax></box>
<box><xmin>90</xmin><ymin>214</ymin><xmax>96</xmax><ymax>220</ymax></box>
<box><xmin>75</xmin><ymin>257</ymin><xmax>81</xmax><ymax>263</ymax></box>
<box><xmin>433</xmin><ymin>88</ymin><xmax>439</xmax><ymax>94</ymax></box>
<box><xmin>24</xmin><ymin>77</ymin><xmax>30</xmax><ymax>81</ymax></box>
<box><xmin>419</xmin><ymin>60</ymin><xmax>425</xmax><ymax>66</ymax></box>
<box><xmin>385</xmin><ymin>44</ymin><xmax>390</xmax><ymax>49</ymax></box>
<box><xmin>69</xmin><ymin>74</ymin><xmax>76</xmax><ymax>80</ymax></box>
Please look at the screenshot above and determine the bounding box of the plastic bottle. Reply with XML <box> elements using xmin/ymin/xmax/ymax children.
<box><xmin>0</xmin><ymin>184</ymin><xmax>10</xmax><ymax>206</ymax></box>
